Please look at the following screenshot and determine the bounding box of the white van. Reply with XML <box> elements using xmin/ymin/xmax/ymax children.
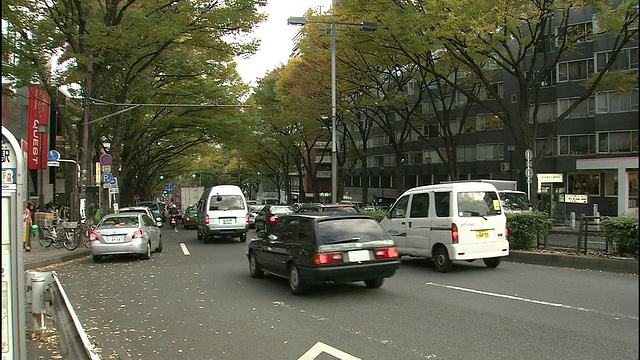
<box><xmin>196</xmin><ymin>185</ymin><xmax>249</xmax><ymax>243</ymax></box>
<box><xmin>380</xmin><ymin>182</ymin><xmax>509</xmax><ymax>272</ymax></box>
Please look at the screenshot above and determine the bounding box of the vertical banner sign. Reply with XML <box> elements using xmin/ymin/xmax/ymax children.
<box><xmin>26</xmin><ymin>87</ymin><xmax>50</xmax><ymax>170</ymax></box>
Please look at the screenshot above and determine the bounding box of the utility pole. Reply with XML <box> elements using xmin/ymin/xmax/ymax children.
<box><xmin>80</xmin><ymin>53</ymin><xmax>92</xmax><ymax>222</ymax></box>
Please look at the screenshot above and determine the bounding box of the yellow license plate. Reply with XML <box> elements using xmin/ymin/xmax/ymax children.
<box><xmin>476</xmin><ymin>230</ymin><xmax>489</xmax><ymax>239</ymax></box>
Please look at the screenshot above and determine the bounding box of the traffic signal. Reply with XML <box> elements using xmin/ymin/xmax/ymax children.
<box><xmin>192</xmin><ymin>173</ymin><xmax>197</xmax><ymax>178</ymax></box>
<box><xmin>160</xmin><ymin>175</ymin><xmax>165</xmax><ymax>180</ymax></box>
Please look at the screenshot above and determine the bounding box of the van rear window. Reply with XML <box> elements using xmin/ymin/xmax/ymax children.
<box><xmin>209</xmin><ymin>195</ymin><xmax>244</xmax><ymax>210</ymax></box>
<box><xmin>457</xmin><ymin>192</ymin><xmax>502</xmax><ymax>217</ymax></box>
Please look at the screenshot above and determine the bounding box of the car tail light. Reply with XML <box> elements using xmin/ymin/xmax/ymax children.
<box><xmin>269</xmin><ymin>215</ymin><xmax>277</xmax><ymax>223</ymax></box>
<box><xmin>313</xmin><ymin>252</ymin><xmax>343</xmax><ymax>265</ymax></box>
<box><xmin>132</xmin><ymin>230</ymin><xmax>143</xmax><ymax>239</ymax></box>
<box><xmin>246</xmin><ymin>214</ymin><xmax>250</xmax><ymax>224</ymax></box>
<box><xmin>505</xmin><ymin>226</ymin><xmax>508</xmax><ymax>238</ymax></box>
<box><xmin>374</xmin><ymin>247</ymin><xmax>398</xmax><ymax>259</ymax></box>
<box><xmin>185</xmin><ymin>216</ymin><xmax>190</xmax><ymax>222</ymax></box>
<box><xmin>89</xmin><ymin>232</ymin><xmax>99</xmax><ymax>241</ymax></box>
<box><xmin>451</xmin><ymin>224</ymin><xmax>459</xmax><ymax>243</ymax></box>
<box><xmin>205</xmin><ymin>215</ymin><xmax>210</xmax><ymax>225</ymax></box>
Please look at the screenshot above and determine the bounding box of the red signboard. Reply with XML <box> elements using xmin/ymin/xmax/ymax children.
<box><xmin>27</xmin><ymin>87</ymin><xmax>50</xmax><ymax>170</ymax></box>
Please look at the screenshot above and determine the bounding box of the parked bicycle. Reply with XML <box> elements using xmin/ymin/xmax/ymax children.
<box><xmin>75</xmin><ymin>221</ymin><xmax>92</xmax><ymax>248</ymax></box>
<box><xmin>39</xmin><ymin>222</ymin><xmax>76</xmax><ymax>250</ymax></box>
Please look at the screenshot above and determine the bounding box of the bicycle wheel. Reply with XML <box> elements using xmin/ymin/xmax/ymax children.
<box><xmin>63</xmin><ymin>230</ymin><xmax>78</xmax><ymax>251</ymax></box>
<box><xmin>38</xmin><ymin>229</ymin><xmax>53</xmax><ymax>248</ymax></box>
<box><xmin>81</xmin><ymin>227</ymin><xmax>91</xmax><ymax>248</ymax></box>
<box><xmin>52</xmin><ymin>233</ymin><xmax>65</xmax><ymax>249</ymax></box>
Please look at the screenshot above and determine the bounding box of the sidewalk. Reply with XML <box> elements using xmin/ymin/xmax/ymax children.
<box><xmin>24</xmin><ymin>237</ymin><xmax>91</xmax><ymax>271</ymax></box>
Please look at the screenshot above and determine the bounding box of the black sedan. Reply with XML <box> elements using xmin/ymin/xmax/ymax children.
<box><xmin>247</xmin><ymin>213</ymin><xmax>400</xmax><ymax>295</ymax></box>
<box><xmin>253</xmin><ymin>205</ymin><xmax>294</xmax><ymax>233</ymax></box>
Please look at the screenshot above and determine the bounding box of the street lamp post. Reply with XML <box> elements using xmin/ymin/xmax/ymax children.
<box><xmin>288</xmin><ymin>16</ymin><xmax>376</xmax><ymax>204</ymax></box>
<box><xmin>36</xmin><ymin>123</ymin><xmax>48</xmax><ymax>209</ymax></box>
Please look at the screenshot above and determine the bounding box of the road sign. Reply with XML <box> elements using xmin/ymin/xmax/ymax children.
<box><xmin>525</xmin><ymin>167</ymin><xmax>534</xmax><ymax>179</ymax></box>
<box><xmin>100</xmin><ymin>153</ymin><xmax>112</xmax><ymax>165</ymax></box>
<box><xmin>163</xmin><ymin>184</ymin><xmax>172</xmax><ymax>192</ymax></box>
<box><xmin>524</xmin><ymin>149</ymin><xmax>533</xmax><ymax>161</ymax></box>
<box><xmin>101</xmin><ymin>172</ymin><xmax>113</xmax><ymax>184</ymax></box>
<box><xmin>47</xmin><ymin>161</ymin><xmax>60</xmax><ymax>167</ymax></box>
<box><xmin>47</xmin><ymin>149</ymin><xmax>60</xmax><ymax>161</ymax></box>
<box><xmin>102</xmin><ymin>165</ymin><xmax>111</xmax><ymax>172</ymax></box>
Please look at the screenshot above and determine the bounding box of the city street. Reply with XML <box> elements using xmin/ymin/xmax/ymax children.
<box><xmin>49</xmin><ymin>227</ymin><xmax>638</xmax><ymax>360</ymax></box>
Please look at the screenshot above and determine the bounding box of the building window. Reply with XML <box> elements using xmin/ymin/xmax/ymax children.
<box><xmin>558</xmin><ymin>59</ymin><xmax>594</xmax><ymax>82</ymax></box>
<box><xmin>477</xmin><ymin>143</ymin><xmax>504</xmax><ymax>161</ymax></box>
<box><xmin>558</xmin><ymin>96</ymin><xmax>596</xmax><ymax>118</ymax></box>
<box><xmin>596</xmin><ymin>47</ymin><xmax>639</xmax><ymax>72</ymax></box>
<box><xmin>423</xmin><ymin>150</ymin><xmax>442</xmax><ymax>164</ymax></box>
<box><xmin>605</xmin><ymin>172</ymin><xmax>618</xmax><ymax>197</ymax></box>
<box><xmin>598</xmin><ymin>130</ymin><xmax>639</xmax><ymax>153</ymax></box>
<box><xmin>557</xmin><ymin>21</ymin><xmax>594</xmax><ymax>44</ymax></box>
<box><xmin>457</xmin><ymin>145</ymin><xmax>477</xmax><ymax>162</ymax></box>
<box><xmin>558</xmin><ymin>134</ymin><xmax>596</xmax><ymax>155</ymax></box>
<box><xmin>529</xmin><ymin>103</ymin><xmax>557</xmax><ymax>123</ymax></box>
<box><xmin>536</xmin><ymin>137</ymin><xmax>559</xmax><ymax>157</ymax></box>
<box><xmin>629</xmin><ymin>171</ymin><xmax>639</xmax><ymax>208</ymax></box>
<box><xmin>596</xmin><ymin>89</ymin><xmax>639</xmax><ymax>113</ymax></box>
<box><xmin>374</xmin><ymin>135</ymin><xmax>384</xmax><ymax>147</ymax></box>
<box><xmin>384</xmin><ymin>154</ymin><xmax>396</xmax><ymax>167</ymax></box>
<box><xmin>476</xmin><ymin>113</ymin><xmax>504</xmax><ymax>131</ymax></box>
<box><xmin>569</xmin><ymin>174</ymin><xmax>600</xmax><ymax>195</ymax></box>
<box><xmin>408</xmin><ymin>151</ymin><xmax>422</xmax><ymax>165</ymax></box>
<box><xmin>478</xmin><ymin>83</ymin><xmax>504</xmax><ymax>100</ymax></box>
<box><xmin>404</xmin><ymin>80</ymin><xmax>416</xmax><ymax>96</ymax></box>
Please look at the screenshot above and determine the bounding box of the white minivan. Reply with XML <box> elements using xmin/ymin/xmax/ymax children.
<box><xmin>196</xmin><ymin>185</ymin><xmax>249</xmax><ymax>243</ymax></box>
<box><xmin>380</xmin><ymin>182</ymin><xmax>509</xmax><ymax>272</ymax></box>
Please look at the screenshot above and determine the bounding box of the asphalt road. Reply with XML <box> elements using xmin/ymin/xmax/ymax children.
<box><xmin>50</xmin><ymin>227</ymin><xmax>639</xmax><ymax>360</ymax></box>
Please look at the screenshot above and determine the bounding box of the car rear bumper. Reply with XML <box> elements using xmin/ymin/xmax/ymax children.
<box><xmin>300</xmin><ymin>261</ymin><xmax>400</xmax><ymax>284</ymax></box>
<box><xmin>90</xmin><ymin>238</ymin><xmax>147</xmax><ymax>256</ymax></box>
<box><xmin>447</xmin><ymin>241</ymin><xmax>509</xmax><ymax>260</ymax></box>
<box><xmin>204</xmin><ymin>225</ymin><xmax>247</xmax><ymax>237</ymax></box>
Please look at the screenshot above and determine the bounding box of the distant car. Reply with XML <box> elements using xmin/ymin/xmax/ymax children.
<box><xmin>254</xmin><ymin>205</ymin><xmax>295</xmax><ymax>233</ymax></box>
<box><xmin>136</xmin><ymin>201</ymin><xmax>163</xmax><ymax>222</ymax></box>
<box><xmin>182</xmin><ymin>205</ymin><xmax>198</xmax><ymax>229</ymax></box>
<box><xmin>118</xmin><ymin>206</ymin><xmax>163</xmax><ymax>228</ymax></box>
<box><xmin>89</xmin><ymin>212</ymin><xmax>162</xmax><ymax>262</ymax></box>
<box><xmin>248</xmin><ymin>205</ymin><xmax>265</xmax><ymax>229</ymax></box>
<box><xmin>247</xmin><ymin>213</ymin><xmax>400</xmax><ymax>295</ymax></box>
<box><xmin>294</xmin><ymin>203</ymin><xmax>360</xmax><ymax>214</ymax></box>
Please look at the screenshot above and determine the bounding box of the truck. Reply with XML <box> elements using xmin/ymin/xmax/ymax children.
<box><xmin>174</xmin><ymin>185</ymin><xmax>205</xmax><ymax>215</ymax></box>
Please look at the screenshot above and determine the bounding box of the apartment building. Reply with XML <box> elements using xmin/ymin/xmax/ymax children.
<box><xmin>341</xmin><ymin>6</ymin><xmax>638</xmax><ymax>217</ymax></box>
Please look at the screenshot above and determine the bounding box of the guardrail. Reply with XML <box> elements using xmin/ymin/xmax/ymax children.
<box><xmin>27</xmin><ymin>271</ymin><xmax>100</xmax><ymax>359</ymax></box>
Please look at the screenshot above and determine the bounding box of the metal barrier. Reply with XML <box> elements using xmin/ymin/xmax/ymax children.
<box><xmin>577</xmin><ymin>215</ymin><xmax>608</xmax><ymax>255</ymax></box>
<box><xmin>27</xmin><ymin>271</ymin><xmax>100</xmax><ymax>360</ymax></box>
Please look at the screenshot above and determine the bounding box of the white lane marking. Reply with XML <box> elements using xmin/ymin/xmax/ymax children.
<box><xmin>426</xmin><ymin>282</ymin><xmax>638</xmax><ymax>320</ymax></box>
<box><xmin>298</xmin><ymin>341</ymin><xmax>361</xmax><ymax>360</ymax></box>
<box><xmin>180</xmin><ymin>242</ymin><xmax>190</xmax><ymax>255</ymax></box>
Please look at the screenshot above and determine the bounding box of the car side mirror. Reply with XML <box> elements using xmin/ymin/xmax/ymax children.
<box><xmin>257</xmin><ymin>230</ymin><xmax>267</xmax><ymax>239</ymax></box>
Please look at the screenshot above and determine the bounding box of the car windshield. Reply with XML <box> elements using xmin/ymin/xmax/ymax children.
<box><xmin>500</xmin><ymin>192</ymin><xmax>532</xmax><ymax>211</ymax></box>
<box><xmin>99</xmin><ymin>215</ymin><xmax>139</xmax><ymax>228</ymax></box>
<box><xmin>456</xmin><ymin>191</ymin><xmax>502</xmax><ymax>217</ymax></box>
<box><xmin>250</xmin><ymin>205</ymin><xmax>264</xmax><ymax>213</ymax></box>
<box><xmin>209</xmin><ymin>195</ymin><xmax>244</xmax><ymax>210</ymax></box>
<box><xmin>271</xmin><ymin>206</ymin><xmax>294</xmax><ymax>214</ymax></box>
<box><xmin>315</xmin><ymin>218</ymin><xmax>390</xmax><ymax>245</ymax></box>
<box><xmin>138</xmin><ymin>202</ymin><xmax>158</xmax><ymax>211</ymax></box>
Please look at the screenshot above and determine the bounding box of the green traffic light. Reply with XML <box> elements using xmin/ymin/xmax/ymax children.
<box><xmin>192</xmin><ymin>173</ymin><xmax>197</xmax><ymax>178</ymax></box>
<box><xmin>160</xmin><ymin>175</ymin><xmax>165</xmax><ymax>180</ymax></box>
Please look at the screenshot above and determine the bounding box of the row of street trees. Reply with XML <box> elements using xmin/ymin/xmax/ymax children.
<box><xmin>247</xmin><ymin>0</ymin><xmax>637</xmax><ymax>203</ymax></box>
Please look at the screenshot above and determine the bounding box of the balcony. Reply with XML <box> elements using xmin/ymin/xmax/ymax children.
<box><xmin>316</xmin><ymin>171</ymin><xmax>331</xmax><ymax>178</ymax></box>
<box><xmin>314</xmin><ymin>156</ymin><xmax>331</xmax><ymax>164</ymax></box>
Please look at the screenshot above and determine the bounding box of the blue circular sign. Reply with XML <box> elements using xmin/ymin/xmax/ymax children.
<box><xmin>47</xmin><ymin>150</ymin><xmax>60</xmax><ymax>161</ymax></box>
<box><xmin>100</xmin><ymin>154</ymin><xmax>112</xmax><ymax>165</ymax></box>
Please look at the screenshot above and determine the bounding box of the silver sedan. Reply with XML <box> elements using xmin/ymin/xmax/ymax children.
<box><xmin>90</xmin><ymin>212</ymin><xmax>162</xmax><ymax>262</ymax></box>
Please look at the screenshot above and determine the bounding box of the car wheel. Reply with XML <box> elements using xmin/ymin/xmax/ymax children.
<box><xmin>249</xmin><ymin>252</ymin><xmax>264</xmax><ymax>278</ymax></box>
<box><xmin>156</xmin><ymin>238</ymin><xmax>163</xmax><ymax>253</ymax></box>
<box><xmin>364</xmin><ymin>278</ymin><xmax>384</xmax><ymax>288</ymax></box>
<box><xmin>140</xmin><ymin>241</ymin><xmax>151</xmax><ymax>260</ymax></box>
<box><xmin>433</xmin><ymin>246</ymin><xmax>453</xmax><ymax>273</ymax></box>
<box><xmin>483</xmin><ymin>257</ymin><xmax>501</xmax><ymax>268</ymax></box>
<box><xmin>240</xmin><ymin>233</ymin><xmax>247</xmax><ymax>242</ymax></box>
<box><xmin>92</xmin><ymin>255</ymin><xmax>101</xmax><ymax>262</ymax></box>
<box><xmin>288</xmin><ymin>264</ymin><xmax>309</xmax><ymax>295</ymax></box>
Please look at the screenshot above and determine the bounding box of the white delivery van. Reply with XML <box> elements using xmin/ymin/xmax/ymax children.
<box><xmin>196</xmin><ymin>185</ymin><xmax>249</xmax><ymax>243</ymax></box>
<box><xmin>380</xmin><ymin>182</ymin><xmax>509</xmax><ymax>272</ymax></box>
